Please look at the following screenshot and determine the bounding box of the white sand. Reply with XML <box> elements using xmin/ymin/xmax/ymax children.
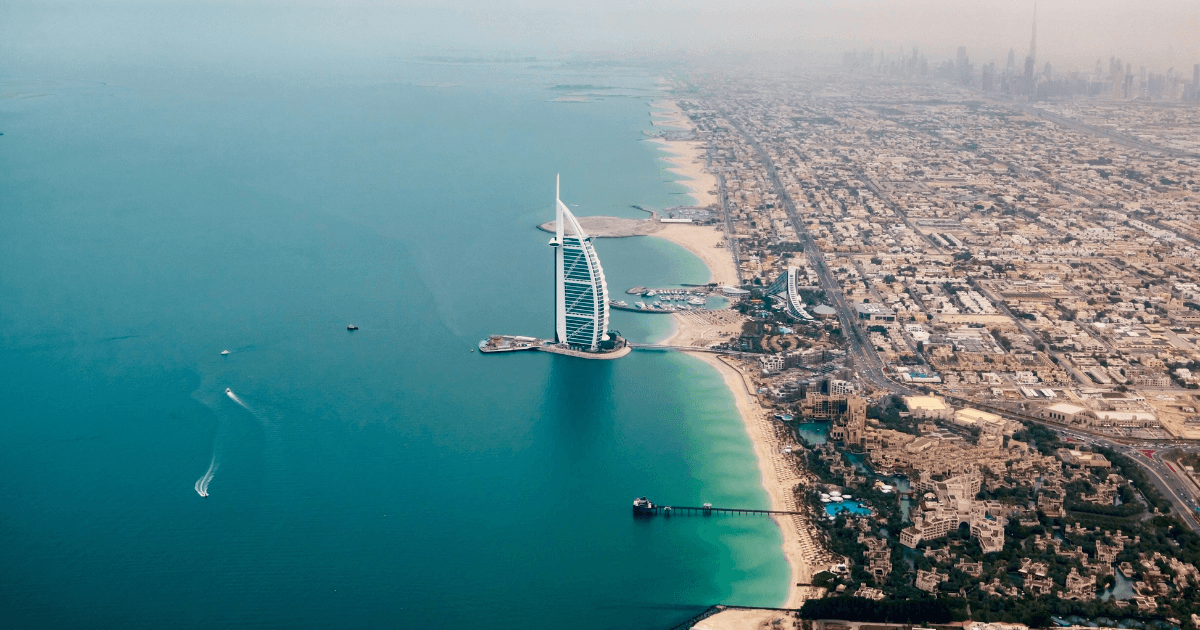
<box><xmin>652</xmin><ymin>223</ymin><xmax>739</xmax><ymax>288</ymax></box>
<box><xmin>649</xmin><ymin>100</ymin><xmax>719</xmax><ymax>208</ymax></box>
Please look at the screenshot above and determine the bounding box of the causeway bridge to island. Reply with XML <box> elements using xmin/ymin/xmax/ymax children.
<box><xmin>626</xmin><ymin>343</ymin><xmax>742</xmax><ymax>354</ymax></box>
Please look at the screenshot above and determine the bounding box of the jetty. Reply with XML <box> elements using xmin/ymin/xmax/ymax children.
<box><xmin>632</xmin><ymin>497</ymin><xmax>805</xmax><ymax>517</ymax></box>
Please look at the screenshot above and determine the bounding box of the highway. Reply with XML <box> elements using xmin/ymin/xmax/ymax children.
<box><xmin>1022</xmin><ymin>424</ymin><xmax>1200</xmax><ymax>532</ymax></box>
<box><xmin>724</xmin><ymin>111</ymin><xmax>1200</xmax><ymax>532</ymax></box>
<box><xmin>1020</xmin><ymin>104</ymin><xmax>1200</xmax><ymax>160</ymax></box>
<box><xmin>726</xmin><ymin>115</ymin><xmax>913</xmax><ymax>397</ymax></box>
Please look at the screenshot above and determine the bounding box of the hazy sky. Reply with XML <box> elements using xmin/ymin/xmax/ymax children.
<box><xmin>4</xmin><ymin>0</ymin><xmax>1198</xmax><ymax>73</ymax></box>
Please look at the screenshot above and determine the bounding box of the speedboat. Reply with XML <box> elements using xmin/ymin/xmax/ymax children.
<box><xmin>221</xmin><ymin>350</ymin><xmax>230</xmax><ymax>355</ymax></box>
<box><xmin>225</xmin><ymin>388</ymin><xmax>232</xmax><ymax>394</ymax></box>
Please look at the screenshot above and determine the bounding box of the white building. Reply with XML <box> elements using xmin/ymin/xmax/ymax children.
<box><xmin>551</xmin><ymin>177</ymin><xmax>611</xmax><ymax>352</ymax></box>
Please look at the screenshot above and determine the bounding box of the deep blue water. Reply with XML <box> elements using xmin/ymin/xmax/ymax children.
<box><xmin>0</xmin><ymin>13</ymin><xmax>788</xmax><ymax>629</ymax></box>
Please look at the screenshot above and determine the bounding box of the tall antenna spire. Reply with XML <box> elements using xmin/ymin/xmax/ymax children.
<box><xmin>555</xmin><ymin>174</ymin><xmax>563</xmax><ymax>242</ymax></box>
<box><xmin>1028</xmin><ymin>1</ymin><xmax>1037</xmax><ymax>65</ymax></box>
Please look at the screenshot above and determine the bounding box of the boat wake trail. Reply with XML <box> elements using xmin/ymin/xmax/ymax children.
<box><xmin>195</xmin><ymin>456</ymin><xmax>217</xmax><ymax>497</ymax></box>
<box><xmin>225</xmin><ymin>387</ymin><xmax>274</xmax><ymax>428</ymax></box>
<box><xmin>191</xmin><ymin>386</ymin><xmax>280</xmax><ymax>498</ymax></box>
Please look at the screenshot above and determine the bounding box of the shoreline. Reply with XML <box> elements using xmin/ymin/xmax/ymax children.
<box><xmin>650</xmin><ymin>100</ymin><xmax>819</xmax><ymax>611</ymax></box>
<box><xmin>649</xmin><ymin>100</ymin><xmax>719</xmax><ymax>208</ymax></box>
<box><xmin>651</xmin><ymin>223</ymin><xmax>738</xmax><ymax>288</ymax></box>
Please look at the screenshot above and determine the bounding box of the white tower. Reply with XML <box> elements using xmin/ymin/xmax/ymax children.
<box><xmin>549</xmin><ymin>176</ymin><xmax>610</xmax><ymax>351</ymax></box>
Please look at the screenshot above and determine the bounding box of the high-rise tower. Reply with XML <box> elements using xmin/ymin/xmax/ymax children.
<box><xmin>1027</xmin><ymin>1</ymin><xmax>1037</xmax><ymax>70</ymax></box>
<box><xmin>1024</xmin><ymin>2</ymin><xmax>1038</xmax><ymax>98</ymax></box>
<box><xmin>550</xmin><ymin>176</ymin><xmax>610</xmax><ymax>351</ymax></box>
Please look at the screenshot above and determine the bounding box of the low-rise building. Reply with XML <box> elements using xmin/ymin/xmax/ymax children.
<box><xmin>915</xmin><ymin>568</ymin><xmax>949</xmax><ymax>593</ymax></box>
<box><xmin>1057</xmin><ymin>449</ymin><xmax>1112</xmax><ymax>468</ymax></box>
<box><xmin>904</xmin><ymin>395</ymin><xmax>953</xmax><ymax>420</ymax></box>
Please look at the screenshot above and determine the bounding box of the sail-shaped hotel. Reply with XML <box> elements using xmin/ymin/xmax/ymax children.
<box><xmin>550</xmin><ymin>176</ymin><xmax>612</xmax><ymax>352</ymax></box>
<box><xmin>478</xmin><ymin>177</ymin><xmax>628</xmax><ymax>359</ymax></box>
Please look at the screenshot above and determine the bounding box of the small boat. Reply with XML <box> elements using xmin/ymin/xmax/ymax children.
<box><xmin>347</xmin><ymin>324</ymin><xmax>358</xmax><ymax>331</ymax></box>
<box><xmin>221</xmin><ymin>350</ymin><xmax>230</xmax><ymax>355</ymax></box>
<box><xmin>225</xmin><ymin>388</ymin><xmax>232</xmax><ymax>394</ymax></box>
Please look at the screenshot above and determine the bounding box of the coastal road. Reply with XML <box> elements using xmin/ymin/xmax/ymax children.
<box><xmin>710</xmin><ymin>152</ymin><xmax>745</xmax><ymax>285</ymax></box>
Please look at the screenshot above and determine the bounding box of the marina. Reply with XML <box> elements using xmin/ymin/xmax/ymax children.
<box><xmin>610</xmin><ymin>285</ymin><xmax>730</xmax><ymax>313</ymax></box>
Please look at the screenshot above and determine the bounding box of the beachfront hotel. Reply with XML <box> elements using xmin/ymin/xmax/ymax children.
<box><xmin>550</xmin><ymin>177</ymin><xmax>612</xmax><ymax>352</ymax></box>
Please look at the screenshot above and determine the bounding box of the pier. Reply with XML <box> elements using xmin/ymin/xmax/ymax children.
<box><xmin>632</xmin><ymin>497</ymin><xmax>805</xmax><ymax>517</ymax></box>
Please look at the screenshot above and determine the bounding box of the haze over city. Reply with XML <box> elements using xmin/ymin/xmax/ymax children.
<box><xmin>3</xmin><ymin>1</ymin><xmax>1200</xmax><ymax>629</ymax></box>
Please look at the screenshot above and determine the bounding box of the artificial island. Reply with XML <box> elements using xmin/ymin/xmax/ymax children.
<box><xmin>480</xmin><ymin>177</ymin><xmax>631</xmax><ymax>360</ymax></box>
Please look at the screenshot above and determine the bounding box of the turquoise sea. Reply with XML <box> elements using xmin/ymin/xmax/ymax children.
<box><xmin>1</xmin><ymin>12</ymin><xmax>788</xmax><ymax>628</ymax></box>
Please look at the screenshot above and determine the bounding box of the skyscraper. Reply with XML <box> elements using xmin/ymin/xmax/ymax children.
<box><xmin>1024</xmin><ymin>2</ymin><xmax>1037</xmax><ymax>97</ymax></box>
<box><xmin>550</xmin><ymin>177</ymin><xmax>611</xmax><ymax>352</ymax></box>
<box><xmin>1027</xmin><ymin>1</ymin><xmax>1037</xmax><ymax>69</ymax></box>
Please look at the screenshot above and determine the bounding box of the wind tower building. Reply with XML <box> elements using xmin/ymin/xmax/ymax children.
<box><xmin>549</xmin><ymin>176</ymin><xmax>612</xmax><ymax>352</ymax></box>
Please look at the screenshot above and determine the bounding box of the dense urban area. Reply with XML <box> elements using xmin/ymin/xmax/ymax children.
<box><xmin>664</xmin><ymin>45</ymin><xmax>1200</xmax><ymax>630</ymax></box>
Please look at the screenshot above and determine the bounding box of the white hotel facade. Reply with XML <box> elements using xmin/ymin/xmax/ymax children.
<box><xmin>550</xmin><ymin>177</ymin><xmax>611</xmax><ymax>352</ymax></box>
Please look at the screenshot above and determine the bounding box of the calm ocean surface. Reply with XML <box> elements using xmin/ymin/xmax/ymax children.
<box><xmin>1</xmin><ymin>19</ymin><xmax>787</xmax><ymax>628</ymax></box>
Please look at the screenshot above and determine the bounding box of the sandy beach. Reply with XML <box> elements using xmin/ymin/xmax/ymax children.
<box><xmin>649</xmin><ymin>100</ymin><xmax>719</xmax><ymax>208</ymax></box>
<box><xmin>687</xmin><ymin>350</ymin><xmax>822</xmax><ymax>610</ymax></box>
<box><xmin>651</xmin><ymin>100</ymin><xmax>826</xmax><ymax>616</ymax></box>
<box><xmin>653</xmin><ymin>223</ymin><xmax>739</xmax><ymax>288</ymax></box>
